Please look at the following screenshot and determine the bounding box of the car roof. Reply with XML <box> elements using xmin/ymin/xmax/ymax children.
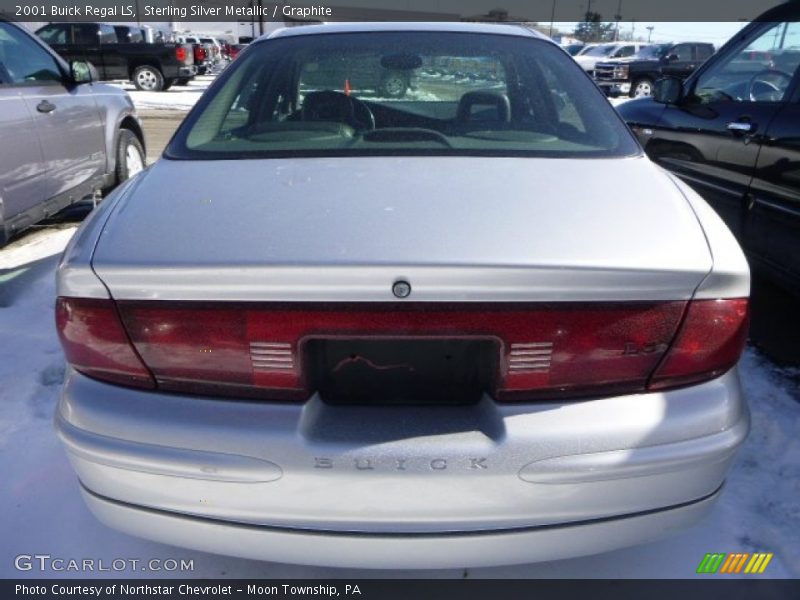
<box><xmin>260</xmin><ymin>21</ymin><xmax>551</xmax><ymax>43</ymax></box>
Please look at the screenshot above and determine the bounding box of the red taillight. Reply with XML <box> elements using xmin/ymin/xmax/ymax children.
<box><xmin>175</xmin><ymin>46</ymin><xmax>187</xmax><ymax>63</ymax></box>
<box><xmin>113</xmin><ymin>302</ymin><xmax>687</xmax><ymax>401</ymax></box>
<box><xmin>56</xmin><ymin>298</ymin><xmax>748</xmax><ymax>400</ymax></box>
<box><xmin>649</xmin><ymin>299</ymin><xmax>749</xmax><ymax>390</ymax></box>
<box><xmin>194</xmin><ymin>45</ymin><xmax>206</xmax><ymax>62</ymax></box>
<box><xmin>55</xmin><ymin>298</ymin><xmax>155</xmax><ymax>389</ymax></box>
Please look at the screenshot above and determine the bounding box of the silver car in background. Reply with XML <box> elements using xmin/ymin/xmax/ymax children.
<box><xmin>54</xmin><ymin>23</ymin><xmax>750</xmax><ymax>568</ymax></box>
<box><xmin>0</xmin><ymin>18</ymin><xmax>145</xmax><ymax>246</ymax></box>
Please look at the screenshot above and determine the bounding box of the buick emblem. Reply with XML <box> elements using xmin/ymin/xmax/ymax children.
<box><xmin>392</xmin><ymin>280</ymin><xmax>411</xmax><ymax>299</ymax></box>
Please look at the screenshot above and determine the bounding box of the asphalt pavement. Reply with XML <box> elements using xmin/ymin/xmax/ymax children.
<box><xmin>140</xmin><ymin>110</ymin><xmax>185</xmax><ymax>163</ymax></box>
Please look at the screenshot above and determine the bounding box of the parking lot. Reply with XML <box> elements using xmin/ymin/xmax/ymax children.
<box><xmin>1</xmin><ymin>65</ymin><xmax>798</xmax><ymax>579</ymax></box>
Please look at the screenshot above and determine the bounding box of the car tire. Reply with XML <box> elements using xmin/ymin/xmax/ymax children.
<box><xmin>378</xmin><ymin>72</ymin><xmax>408</xmax><ymax>98</ymax></box>
<box><xmin>175</xmin><ymin>77</ymin><xmax>190</xmax><ymax>86</ymax></box>
<box><xmin>115</xmin><ymin>129</ymin><xmax>146</xmax><ymax>185</ymax></box>
<box><xmin>133</xmin><ymin>66</ymin><xmax>164</xmax><ymax>91</ymax></box>
<box><xmin>631</xmin><ymin>78</ymin><xmax>655</xmax><ymax>98</ymax></box>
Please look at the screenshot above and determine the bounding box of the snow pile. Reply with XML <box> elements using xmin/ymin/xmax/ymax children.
<box><xmin>0</xmin><ymin>226</ymin><xmax>797</xmax><ymax>578</ymax></box>
<box><xmin>725</xmin><ymin>351</ymin><xmax>799</xmax><ymax>570</ymax></box>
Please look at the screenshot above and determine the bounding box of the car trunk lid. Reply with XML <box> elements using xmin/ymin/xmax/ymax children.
<box><xmin>91</xmin><ymin>156</ymin><xmax>711</xmax><ymax>302</ymax></box>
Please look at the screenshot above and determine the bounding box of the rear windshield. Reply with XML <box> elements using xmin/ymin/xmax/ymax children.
<box><xmin>167</xmin><ymin>31</ymin><xmax>638</xmax><ymax>160</ymax></box>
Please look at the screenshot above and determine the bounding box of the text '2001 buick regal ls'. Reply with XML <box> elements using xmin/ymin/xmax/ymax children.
<box><xmin>54</xmin><ymin>23</ymin><xmax>750</xmax><ymax>569</ymax></box>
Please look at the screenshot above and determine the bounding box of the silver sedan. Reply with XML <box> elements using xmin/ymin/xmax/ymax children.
<box><xmin>54</xmin><ymin>22</ymin><xmax>750</xmax><ymax>568</ymax></box>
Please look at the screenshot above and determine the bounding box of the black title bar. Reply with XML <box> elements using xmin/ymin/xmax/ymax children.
<box><xmin>5</xmin><ymin>579</ymin><xmax>800</xmax><ymax>600</ymax></box>
<box><xmin>0</xmin><ymin>0</ymin><xmax>791</xmax><ymax>23</ymax></box>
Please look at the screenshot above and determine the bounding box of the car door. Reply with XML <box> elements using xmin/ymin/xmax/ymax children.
<box><xmin>94</xmin><ymin>24</ymin><xmax>127</xmax><ymax>80</ymax></box>
<box><xmin>4</xmin><ymin>23</ymin><xmax>106</xmax><ymax>204</ymax></box>
<box><xmin>0</xmin><ymin>24</ymin><xmax>47</xmax><ymax>227</ymax></box>
<box><xmin>661</xmin><ymin>44</ymin><xmax>698</xmax><ymax>79</ymax></box>
<box><xmin>645</xmin><ymin>22</ymin><xmax>799</xmax><ymax>240</ymax></box>
<box><xmin>69</xmin><ymin>24</ymin><xmax>111</xmax><ymax>79</ymax></box>
<box><xmin>746</xmin><ymin>93</ymin><xmax>800</xmax><ymax>287</ymax></box>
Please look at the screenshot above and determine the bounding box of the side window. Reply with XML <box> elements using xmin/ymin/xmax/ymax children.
<box><xmin>671</xmin><ymin>45</ymin><xmax>693</xmax><ymax>61</ymax></box>
<box><xmin>0</xmin><ymin>23</ymin><xmax>63</xmax><ymax>85</ymax></box>
<box><xmin>37</xmin><ymin>24</ymin><xmax>68</xmax><ymax>45</ymax></box>
<box><xmin>99</xmin><ymin>24</ymin><xmax>117</xmax><ymax>44</ymax></box>
<box><xmin>73</xmin><ymin>24</ymin><xmax>98</xmax><ymax>45</ymax></box>
<box><xmin>696</xmin><ymin>45</ymin><xmax>714</xmax><ymax>61</ymax></box>
<box><xmin>615</xmin><ymin>45</ymin><xmax>636</xmax><ymax>58</ymax></box>
<box><xmin>693</xmin><ymin>22</ymin><xmax>800</xmax><ymax>103</ymax></box>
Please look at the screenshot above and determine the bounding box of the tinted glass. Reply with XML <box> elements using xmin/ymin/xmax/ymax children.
<box><xmin>672</xmin><ymin>45</ymin><xmax>693</xmax><ymax>61</ymax></box>
<box><xmin>696</xmin><ymin>45</ymin><xmax>714</xmax><ymax>60</ymax></box>
<box><xmin>37</xmin><ymin>24</ymin><xmax>68</xmax><ymax>44</ymax></box>
<box><xmin>693</xmin><ymin>22</ymin><xmax>800</xmax><ymax>103</ymax></box>
<box><xmin>169</xmin><ymin>32</ymin><xmax>638</xmax><ymax>160</ymax></box>
<box><xmin>614</xmin><ymin>45</ymin><xmax>636</xmax><ymax>58</ymax></box>
<box><xmin>635</xmin><ymin>44</ymin><xmax>670</xmax><ymax>59</ymax></box>
<box><xmin>0</xmin><ymin>23</ymin><xmax>62</xmax><ymax>84</ymax></box>
<box><xmin>584</xmin><ymin>45</ymin><xmax>616</xmax><ymax>57</ymax></box>
<box><xmin>99</xmin><ymin>24</ymin><xmax>117</xmax><ymax>44</ymax></box>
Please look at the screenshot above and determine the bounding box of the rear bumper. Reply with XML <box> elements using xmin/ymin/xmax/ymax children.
<box><xmin>56</xmin><ymin>369</ymin><xmax>749</xmax><ymax>567</ymax></box>
<box><xmin>81</xmin><ymin>484</ymin><xmax>723</xmax><ymax>569</ymax></box>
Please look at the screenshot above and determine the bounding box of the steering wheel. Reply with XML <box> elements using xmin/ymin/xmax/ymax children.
<box><xmin>301</xmin><ymin>91</ymin><xmax>375</xmax><ymax>131</ymax></box>
<box><xmin>747</xmin><ymin>69</ymin><xmax>793</xmax><ymax>102</ymax></box>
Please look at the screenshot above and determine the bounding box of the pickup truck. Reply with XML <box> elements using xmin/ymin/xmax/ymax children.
<box><xmin>573</xmin><ymin>42</ymin><xmax>650</xmax><ymax>75</ymax></box>
<box><xmin>36</xmin><ymin>22</ymin><xmax>196</xmax><ymax>91</ymax></box>
<box><xmin>175</xmin><ymin>35</ymin><xmax>212</xmax><ymax>75</ymax></box>
<box><xmin>594</xmin><ymin>42</ymin><xmax>715</xmax><ymax>97</ymax></box>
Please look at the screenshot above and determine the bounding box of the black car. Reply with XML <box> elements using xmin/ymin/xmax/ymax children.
<box><xmin>617</xmin><ymin>3</ymin><xmax>800</xmax><ymax>294</ymax></box>
<box><xmin>37</xmin><ymin>22</ymin><xmax>196</xmax><ymax>91</ymax></box>
<box><xmin>595</xmin><ymin>42</ymin><xmax>715</xmax><ymax>97</ymax></box>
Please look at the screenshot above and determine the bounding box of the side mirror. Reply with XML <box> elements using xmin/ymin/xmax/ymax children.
<box><xmin>70</xmin><ymin>60</ymin><xmax>97</xmax><ymax>84</ymax></box>
<box><xmin>653</xmin><ymin>77</ymin><xmax>683</xmax><ymax>104</ymax></box>
<box><xmin>665</xmin><ymin>54</ymin><xmax>679</xmax><ymax>62</ymax></box>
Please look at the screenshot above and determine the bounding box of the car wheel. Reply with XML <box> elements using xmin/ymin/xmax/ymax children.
<box><xmin>115</xmin><ymin>129</ymin><xmax>146</xmax><ymax>184</ymax></box>
<box><xmin>379</xmin><ymin>72</ymin><xmax>408</xmax><ymax>98</ymax></box>
<box><xmin>175</xmin><ymin>78</ymin><xmax>190</xmax><ymax>86</ymax></box>
<box><xmin>162</xmin><ymin>78</ymin><xmax>175</xmax><ymax>91</ymax></box>
<box><xmin>631</xmin><ymin>78</ymin><xmax>655</xmax><ymax>98</ymax></box>
<box><xmin>133</xmin><ymin>66</ymin><xmax>164</xmax><ymax>91</ymax></box>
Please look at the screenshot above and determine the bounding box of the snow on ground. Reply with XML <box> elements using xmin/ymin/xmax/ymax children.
<box><xmin>113</xmin><ymin>75</ymin><xmax>216</xmax><ymax>111</ymax></box>
<box><xmin>0</xmin><ymin>226</ymin><xmax>797</xmax><ymax>578</ymax></box>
